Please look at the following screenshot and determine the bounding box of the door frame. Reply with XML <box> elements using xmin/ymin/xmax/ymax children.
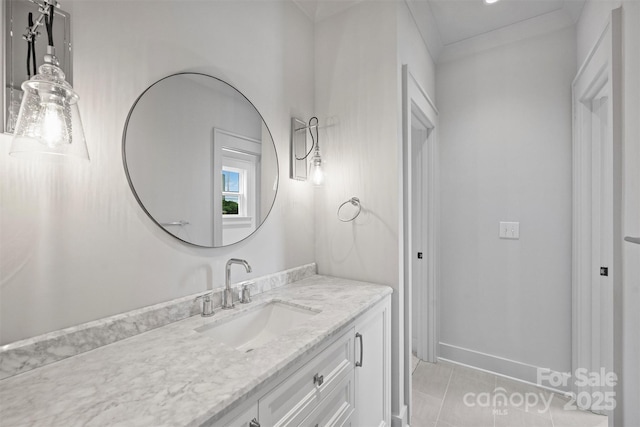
<box><xmin>572</xmin><ymin>7</ymin><xmax>623</xmax><ymax>424</ymax></box>
<box><xmin>402</xmin><ymin>64</ymin><xmax>439</xmax><ymax>424</ymax></box>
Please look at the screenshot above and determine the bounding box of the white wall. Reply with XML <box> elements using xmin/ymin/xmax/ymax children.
<box><xmin>314</xmin><ymin>1</ymin><xmax>437</xmax><ymax>422</ymax></box>
<box><xmin>314</xmin><ymin>2</ymin><xmax>399</xmax><ymax>288</ymax></box>
<box><xmin>577</xmin><ymin>2</ymin><xmax>640</xmax><ymax>425</ymax></box>
<box><xmin>314</xmin><ymin>0</ymin><xmax>402</xmax><ymax>417</ymax></box>
<box><xmin>397</xmin><ymin>3</ymin><xmax>437</xmax><ymax>104</ymax></box>
<box><xmin>0</xmin><ymin>0</ymin><xmax>316</xmax><ymax>345</ymax></box>
<box><xmin>437</xmin><ymin>27</ymin><xmax>576</xmax><ymax>379</ymax></box>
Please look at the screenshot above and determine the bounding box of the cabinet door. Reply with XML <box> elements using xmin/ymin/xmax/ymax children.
<box><xmin>353</xmin><ymin>297</ymin><xmax>391</xmax><ymax>427</ymax></box>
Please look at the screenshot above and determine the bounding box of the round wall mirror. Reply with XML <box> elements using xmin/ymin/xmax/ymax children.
<box><xmin>123</xmin><ymin>73</ymin><xmax>279</xmax><ymax>247</ymax></box>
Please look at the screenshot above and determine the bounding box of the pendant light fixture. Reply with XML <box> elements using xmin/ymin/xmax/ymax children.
<box><xmin>292</xmin><ymin>116</ymin><xmax>324</xmax><ymax>186</ymax></box>
<box><xmin>9</xmin><ymin>0</ymin><xmax>89</xmax><ymax>161</ymax></box>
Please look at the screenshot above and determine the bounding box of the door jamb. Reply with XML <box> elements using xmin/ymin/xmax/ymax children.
<box><xmin>571</xmin><ymin>7</ymin><xmax>623</xmax><ymax>425</ymax></box>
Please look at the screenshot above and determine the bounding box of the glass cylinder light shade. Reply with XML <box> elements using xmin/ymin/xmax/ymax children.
<box><xmin>9</xmin><ymin>63</ymin><xmax>89</xmax><ymax>161</ymax></box>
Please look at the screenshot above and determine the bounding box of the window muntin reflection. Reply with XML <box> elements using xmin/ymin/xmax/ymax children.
<box><xmin>222</xmin><ymin>168</ymin><xmax>243</xmax><ymax>215</ymax></box>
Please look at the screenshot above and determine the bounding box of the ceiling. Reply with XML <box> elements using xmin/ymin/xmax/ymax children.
<box><xmin>425</xmin><ymin>0</ymin><xmax>584</xmax><ymax>46</ymax></box>
<box><xmin>292</xmin><ymin>0</ymin><xmax>365</xmax><ymax>22</ymax></box>
<box><xmin>292</xmin><ymin>0</ymin><xmax>586</xmax><ymax>61</ymax></box>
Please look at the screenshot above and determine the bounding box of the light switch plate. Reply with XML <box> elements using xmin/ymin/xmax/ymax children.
<box><xmin>500</xmin><ymin>222</ymin><xmax>520</xmax><ymax>239</ymax></box>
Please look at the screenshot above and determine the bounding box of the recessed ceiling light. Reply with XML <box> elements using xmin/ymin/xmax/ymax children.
<box><xmin>484</xmin><ymin>0</ymin><xmax>501</xmax><ymax>4</ymax></box>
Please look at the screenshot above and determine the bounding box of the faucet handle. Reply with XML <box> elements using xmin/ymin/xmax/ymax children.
<box><xmin>194</xmin><ymin>293</ymin><xmax>215</xmax><ymax>317</ymax></box>
<box><xmin>240</xmin><ymin>282</ymin><xmax>255</xmax><ymax>304</ymax></box>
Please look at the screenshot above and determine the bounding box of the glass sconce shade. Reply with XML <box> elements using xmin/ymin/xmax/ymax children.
<box><xmin>10</xmin><ymin>63</ymin><xmax>88</xmax><ymax>161</ymax></box>
<box><xmin>310</xmin><ymin>151</ymin><xmax>324</xmax><ymax>186</ymax></box>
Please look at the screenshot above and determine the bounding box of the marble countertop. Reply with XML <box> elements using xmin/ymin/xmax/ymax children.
<box><xmin>0</xmin><ymin>275</ymin><xmax>392</xmax><ymax>427</ymax></box>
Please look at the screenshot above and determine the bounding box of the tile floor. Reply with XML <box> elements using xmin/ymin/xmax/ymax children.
<box><xmin>410</xmin><ymin>356</ymin><xmax>608</xmax><ymax>427</ymax></box>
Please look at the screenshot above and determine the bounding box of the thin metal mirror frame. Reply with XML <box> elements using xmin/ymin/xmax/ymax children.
<box><xmin>3</xmin><ymin>0</ymin><xmax>72</xmax><ymax>134</ymax></box>
<box><xmin>121</xmin><ymin>72</ymin><xmax>280</xmax><ymax>248</ymax></box>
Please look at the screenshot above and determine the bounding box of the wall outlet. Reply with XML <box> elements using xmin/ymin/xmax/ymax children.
<box><xmin>499</xmin><ymin>222</ymin><xmax>520</xmax><ymax>239</ymax></box>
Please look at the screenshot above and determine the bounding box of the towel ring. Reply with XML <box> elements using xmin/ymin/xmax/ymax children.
<box><xmin>338</xmin><ymin>197</ymin><xmax>361</xmax><ymax>222</ymax></box>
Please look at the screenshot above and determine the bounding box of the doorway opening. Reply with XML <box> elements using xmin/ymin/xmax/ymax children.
<box><xmin>402</xmin><ymin>65</ymin><xmax>439</xmax><ymax>425</ymax></box>
<box><xmin>410</xmin><ymin>110</ymin><xmax>435</xmax><ymax>363</ymax></box>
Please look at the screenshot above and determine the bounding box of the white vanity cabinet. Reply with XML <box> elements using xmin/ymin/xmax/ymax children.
<box><xmin>215</xmin><ymin>402</ymin><xmax>258</xmax><ymax>427</ymax></box>
<box><xmin>353</xmin><ymin>296</ymin><xmax>391</xmax><ymax>427</ymax></box>
<box><xmin>212</xmin><ymin>295</ymin><xmax>390</xmax><ymax>427</ymax></box>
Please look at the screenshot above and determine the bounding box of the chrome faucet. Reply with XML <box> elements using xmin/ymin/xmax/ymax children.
<box><xmin>223</xmin><ymin>258</ymin><xmax>252</xmax><ymax>309</ymax></box>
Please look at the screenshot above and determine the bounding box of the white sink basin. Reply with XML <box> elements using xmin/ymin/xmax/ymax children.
<box><xmin>194</xmin><ymin>301</ymin><xmax>319</xmax><ymax>352</ymax></box>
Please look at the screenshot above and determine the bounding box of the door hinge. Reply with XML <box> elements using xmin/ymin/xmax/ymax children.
<box><xmin>417</xmin><ymin>252</ymin><xmax>423</xmax><ymax>259</ymax></box>
<box><xmin>600</xmin><ymin>267</ymin><xmax>609</xmax><ymax>276</ymax></box>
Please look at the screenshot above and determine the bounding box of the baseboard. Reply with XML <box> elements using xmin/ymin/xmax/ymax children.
<box><xmin>439</xmin><ymin>342</ymin><xmax>571</xmax><ymax>393</ymax></box>
<box><xmin>391</xmin><ymin>404</ymin><xmax>408</xmax><ymax>427</ymax></box>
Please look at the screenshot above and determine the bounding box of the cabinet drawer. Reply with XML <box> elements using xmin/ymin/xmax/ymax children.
<box><xmin>258</xmin><ymin>327</ymin><xmax>354</xmax><ymax>427</ymax></box>
<box><xmin>300</xmin><ymin>374</ymin><xmax>354</xmax><ymax>427</ymax></box>
<box><xmin>210</xmin><ymin>401</ymin><xmax>258</xmax><ymax>427</ymax></box>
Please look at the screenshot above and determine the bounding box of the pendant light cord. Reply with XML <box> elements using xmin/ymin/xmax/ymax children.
<box><xmin>44</xmin><ymin>5</ymin><xmax>54</xmax><ymax>47</ymax></box>
<box><xmin>30</xmin><ymin>35</ymin><xmax>36</xmax><ymax>76</ymax></box>
<box><xmin>26</xmin><ymin>13</ymin><xmax>36</xmax><ymax>78</ymax></box>
<box><xmin>295</xmin><ymin>116</ymin><xmax>320</xmax><ymax>160</ymax></box>
<box><xmin>309</xmin><ymin>116</ymin><xmax>319</xmax><ymax>153</ymax></box>
<box><xmin>23</xmin><ymin>0</ymin><xmax>58</xmax><ymax>77</ymax></box>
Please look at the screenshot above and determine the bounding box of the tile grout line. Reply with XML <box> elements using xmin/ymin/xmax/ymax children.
<box><xmin>411</xmin><ymin>357</ymin><xmax>421</xmax><ymax>425</ymax></box>
<box><xmin>549</xmin><ymin>394</ymin><xmax>556</xmax><ymax>427</ymax></box>
<box><xmin>434</xmin><ymin>365</ymin><xmax>454</xmax><ymax>426</ymax></box>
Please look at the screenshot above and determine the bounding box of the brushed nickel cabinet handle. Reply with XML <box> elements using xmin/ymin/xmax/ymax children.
<box><xmin>356</xmin><ymin>332</ymin><xmax>364</xmax><ymax>367</ymax></box>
